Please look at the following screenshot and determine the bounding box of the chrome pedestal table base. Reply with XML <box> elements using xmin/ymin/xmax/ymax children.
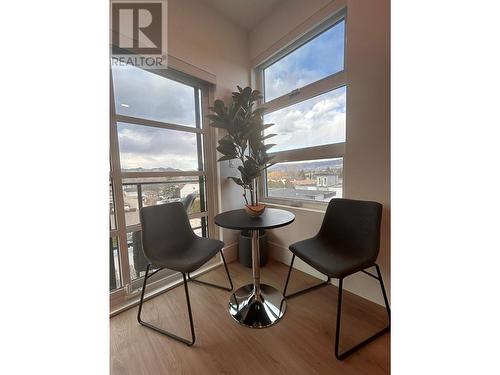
<box><xmin>214</xmin><ymin>208</ymin><xmax>295</xmax><ymax>329</ymax></box>
<box><xmin>228</xmin><ymin>229</ymin><xmax>286</xmax><ymax>328</ymax></box>
<box><xmin>228</xmin><ymin>284</ymin><xmax>286</xmax><ymax>328</ymax></box>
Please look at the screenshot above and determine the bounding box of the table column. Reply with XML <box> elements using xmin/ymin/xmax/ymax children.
<box><xmin>252</xmin><ymin>229</ymin><xmax>261</xmax><ymax>297</ymax></box>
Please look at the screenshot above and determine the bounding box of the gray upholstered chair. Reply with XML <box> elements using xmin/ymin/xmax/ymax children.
<box><xmin>137</xmin><ymin>202</ymin><xmax>233</xmax><ymax>346</ymax></box>
<box><xmin>283</xmin><ymin>198</ymin><xmax>390</xmax><ymax>359</ymax></box>
<box><xmin>179</xmin><ymin>192</ymin><xmax>198</xmax><ymax>212</ymax></box>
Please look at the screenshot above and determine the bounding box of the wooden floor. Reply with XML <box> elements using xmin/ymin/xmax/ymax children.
<box><xmin>110</xmin><ymin>260</ymin><xmax>390</xmax><ymax>375</ymax></box>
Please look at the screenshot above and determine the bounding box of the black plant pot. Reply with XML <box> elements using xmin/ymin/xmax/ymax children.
<box><xmin>238</xmin><ymin>230</ymin><xmax>268</xmax><ymax>268</ymax></box>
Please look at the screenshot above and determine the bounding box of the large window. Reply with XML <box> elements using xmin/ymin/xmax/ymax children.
<box><xmin>257</xmin><ymin>12</ymin><xmax>346</xmax><ymax>208</ymax></box>
<box><xmin>110</xmin><ymin>63</ymin><xmax>215</xmax><ymax>305</ymax></box>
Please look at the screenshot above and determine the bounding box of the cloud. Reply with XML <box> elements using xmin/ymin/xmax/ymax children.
<box><xmin>113</xmin><ymin>65</ymin><xmax>196</xmax><ymax>126</ymax></box>
<box><xmin>112</xmin><ymin>65</ymin><xmax>201</xmax><ymax>171</ymax></box>
<box><xmin>264</xmin><ymin>20</ymin><xmax>345</xmax><ymax>101</ymax></box>
<box><xmin>117</xmin><ymin>123</ymin><xmax>199</xmax><ymax>170</ymax></box>
<box><xmin>264</xmin><ymin>87</ymin><xmax>346</xmax><ymax>152</ymax></box>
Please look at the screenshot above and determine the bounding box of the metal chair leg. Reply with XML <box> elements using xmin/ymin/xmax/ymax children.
<box><xmin>334</xmin><ymin>264</ymin><xmax>390</xmax><ymax>359</ymax></box>
<box><xmin>282</xmin><ymin>254</ymin><xmax>330</xmax><ymax>298</ymax></box>
<box><xmin>137</xmin><ymin>264</ymin><xmax>196</xmax><ymax>346</ymax></box>
<box><xmin>187</xmin><ymin>250</ymin><xmax>234</xmax><ymax>291</ymax></box>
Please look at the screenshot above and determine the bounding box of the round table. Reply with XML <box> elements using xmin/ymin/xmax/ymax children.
<box><xmin>215</xmin><ymin>208</ymin><xmax>295</xmax><ymax>328</ymax></box>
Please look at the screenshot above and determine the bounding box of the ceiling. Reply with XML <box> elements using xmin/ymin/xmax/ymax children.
<box><xmin>196</xmin><ymin>0</ymin><xmax>285</xmax><ymax>30</ymax></box>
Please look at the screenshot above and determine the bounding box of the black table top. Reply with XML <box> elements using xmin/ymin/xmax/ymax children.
<box><xmin>214</xmin><ymin>208</ymin><xmax>295</xmax><ymax>231</ymax></box>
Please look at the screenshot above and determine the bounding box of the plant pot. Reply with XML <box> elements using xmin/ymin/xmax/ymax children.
<box><xmin>245</xmin><ymin>203</ymin><xmax>266</xmax><ymax>217</ymax></box>
<box><xmin>238</xmin><ymin>230</ymin><xmax>268</xmax><ymax>268</ymax></box>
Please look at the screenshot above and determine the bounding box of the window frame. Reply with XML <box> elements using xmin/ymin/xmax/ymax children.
<box><xmin>255</xmin><ymin>10</ymin><xmax>347</xmax><ymax>210</ymax></box>
<box><xmin>109</xmin><ymin>62</ymin><xmax>220</xmax><ymax>310</ymax></box>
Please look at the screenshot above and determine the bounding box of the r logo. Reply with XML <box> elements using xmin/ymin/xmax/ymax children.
<box><xmin>112</xmin><ymin>2</ymin><xmax>163</xmax><ymax>55</ymax></box>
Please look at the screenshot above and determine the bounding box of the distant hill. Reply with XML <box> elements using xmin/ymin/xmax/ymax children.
<box><xmin>268</xmin><ymin>159</ymin><xmax>343</xmax><ymax>172</ymax></box>
<box><xmin>122</xmin><ymin>167</ymin><xmax>181</xmax><ymax>172</ymax></box>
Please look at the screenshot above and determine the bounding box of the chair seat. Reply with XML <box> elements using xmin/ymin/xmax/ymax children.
<box><xmin>289</xmin><ymin>237</ymin><xmax>375</xmax><ymax>278</ymax></box>
<box><xmin>149</xmin><ymin>237</ymin><xmax>224</xmax><ymax>273</ymax></box>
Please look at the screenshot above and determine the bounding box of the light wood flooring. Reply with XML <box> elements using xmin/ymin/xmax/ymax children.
<box><xmin>110</xmin><ymin>260</ymin><xmax>390</xmax><ymax>375</ymax></box>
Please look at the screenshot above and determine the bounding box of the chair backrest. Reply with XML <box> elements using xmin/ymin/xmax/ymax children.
<box><xmin>180</xmin><ymin>192</ymin><xmax>197</xmax><ymax>212</ymax></box>
<box><xmin>139</xmin><ymin>202</ymin><xmax>195</xmax><ymax>264</ymax></box>
<box><xmin>318</xmin><ymin>198</ymin><xmax>383</xmax><ymax>261</ymax></box>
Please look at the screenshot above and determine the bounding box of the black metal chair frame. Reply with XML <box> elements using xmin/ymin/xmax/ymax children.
<box><xmin>137</xmin><ymin>250</ymin><xmax>233</xmax><ymax>346</ymax></box>
<box><xmin>282</xmin><ymin>254</ymin><xmax>390</xmax><ymax>360</ymax></box>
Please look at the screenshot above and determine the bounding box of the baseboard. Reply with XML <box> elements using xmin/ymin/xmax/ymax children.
<box><xmin>222</xmin><ymin>242</ymin><xmax>238</xmax><ymax>263</ymax></box>
<box><xmin>267</xmin><ymin>241</ymin><xmax>387</xmax><ymax>307</ymax></box>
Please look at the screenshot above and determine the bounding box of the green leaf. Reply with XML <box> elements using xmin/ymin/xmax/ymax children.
<box><xmin>242</xmin><ymin>158</ymin><xmax>260</xmax><ymax>178</ymax></box>
<box><xmin>212</xmin><ymin>99</ymin><xmax>227</xmax><ymax>116</ymax></box>
<box><xmin>207</xmin><ymin>115</ymin><xmax>230</xmax><ymax>130</ymax></box>
<box><xmin>262</xmin><ymin>133</ymin><xmax>277</xmax><ymax>140</ymax></box>
<box><xmin>227</xmin><ymin>176</ymin><xmax>244</xmax><ymax>186</ymax></box>
<box><xmin>218</xmin><ymin>154</ymin><xmax>237</xmax><ymax>162</ymax></box>
<box><xmin>216</xmin><ymin>143</ymin><xmax>237</xmax><ymax>157</ymax></box>
<box><xmin>264</xmin><ymin>143</ymin><xmax>276</xmax><ymax>151</ymax></box>
<box><xmin>251</xmin><ymin>90</ymin><xmax>263</xmax><ymax>101</ymax></box>
<box><xmin>252</xmin><ymin>107</ymin><xmax>267</xmax><ymax>117</ymax></box>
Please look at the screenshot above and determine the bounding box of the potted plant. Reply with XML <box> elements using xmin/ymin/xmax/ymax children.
<box><xmin>207</xmin><ymin>86</ymin><xmax>276</xmax><ymax>217</ymax></box>
<box><xmin>207</xmin><ymin>86</ymin><xmax>276</xmax><ymax>267</ymax></box>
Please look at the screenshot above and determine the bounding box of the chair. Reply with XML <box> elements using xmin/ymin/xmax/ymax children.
<box><xmin>282</xmin><ymin>198</ymin><xmax>390</xmax><ymax>359</ymax></box>
<box><xmin>137</xmin><ymin>202</ymin><xmax>233</xmax><ymax>346</ymax></box>
<box><xmin>179</xmin><ymin>192</ymin><xmax>198</xmax><ymax>212</ymax></box>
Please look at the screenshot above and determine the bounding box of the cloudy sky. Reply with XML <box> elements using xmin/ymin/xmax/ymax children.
<box><xmin>117</xmin><ymin>122</ymin><xmax>199</xmax><ymax>171</ymax></box>
<box><xmin>264</xmin><ymin>20</ymin><xmax>344</xmax><ymax>101</ymax></box>
<box><xmin>113</xmin><ymin>66</ymin><xmax>200</xmax><ymax>171</ymax></box>
<box><xmin>263</xmin><ymin>20</ymin><xmax>345</xmax><ymax>153</ymax></box>
<box><xmin>264</xmin><ymin>86</ymin><xmax>346</xmax><ymax>153</ymax></box>
<box><xmin>113</xmin><ymin>20</ymin><xmax>345</xmax><ymax>170</ymax></box>
<box><xmin>113</xmin><ymin>65</ymin><xmax>196</xmax><ymax>126</ymax></box>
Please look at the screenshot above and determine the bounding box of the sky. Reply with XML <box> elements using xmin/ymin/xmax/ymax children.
<box><xmin>263</xmin><ymin>20</ymin><xmax>345</xmax><ymax>152</ymax></box>
<box><xmin>264</xmin><ymin>20</ymin><xmax>344</xmax><ymax>101</ymax></box>
<box><xmin>113</xmin><ymin>65</ymin><xmax>200</xmax><ymax>171</ymax></box>
<box><xmin>117</xmin><ymin>122</ymin><xmax>199</xmax><ymax>171</ymax></box>
<box><xmin>113</xmin><ymin>20</ymin><xmax>345</xmax><ymax>170</ymax></box>
<box><xmin>264</xmin><ymin>86</ymin><xmax>346</xmax><ymax>153</ymax></box>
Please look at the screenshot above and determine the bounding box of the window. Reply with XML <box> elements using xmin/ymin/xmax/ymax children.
<box><xmin>264</xmin><ymin>19</ymin><xmax>345</xmax><ymax>101</ymax></box>
<box><xmin>112</xmin><ymin>65</ymin><xmax>197</xmax><ymax>127</ymax></box>
<box><xmin>109</xmin><ymin>236</ymin><xmax>121</xmax><ymax>291</ymax></box>
<box><xmin>110</xmin><ymin>63</ymin><xmax>216</xmax><ymax>306</ymax></box>
<box><xmin>266</xmin><ymin>158</ymin><xmax>343</xmax><ymax>203</ymax></box>
<box><xmin>257</xmin><ymin>12</ymin><xmax>346</xmax><ymax>208</ymax></box>
<box><xmin>117</xmin><ymin>122</ymin><xmax>202</xmax><ymax>171</ymax></box>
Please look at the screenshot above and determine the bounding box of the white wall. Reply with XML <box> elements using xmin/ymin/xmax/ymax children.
<box><xmin>249</xmin><ymin>0</ymin><xmax>391</xmax><ymax>305</ymax></box>
<box><xmin>167</xmin><ymin>0</ymin><xmax>250</xmax><ymax>245</ymax></box>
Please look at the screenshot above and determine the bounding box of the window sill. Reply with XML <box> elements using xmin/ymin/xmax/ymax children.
<box><xmin>261</xmin><ymin>200</ymin><xmax>327</xmax><ymax>214</ymax></box>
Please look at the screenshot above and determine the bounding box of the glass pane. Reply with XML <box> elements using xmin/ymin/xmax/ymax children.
<box><xmin>264</xmin><ymin>20</ymin><xmax>345</xmax><ymax>101</ymax></box>
<box><xmin>122</xmin><ymin>177</ymin><xmax>206</xmax><ymax>227</ymax></box>
<box><xmin>110</xmin><ymin>183</ymin><xmax>116</xmax><ymax>230</ymax></box>
<box><xmin>264</xmin><ymin>86</ymin><xmax>346</xmax><ymax>153</ymax></box>
<box><xmin>112</xmin><ymin>65</ymin><xmax>197</xmax><ymax>127</ymax></box>
<box><xmin>122</xmin><ymin>184</ymin><xmax>140</xmax><ymax>227</ymax></box>
<box><xmin>266</xmin><ymin>158</ymin><xmax>343</xmax><ymax>203</ymax></box>
<box><xmin>191</xmin><ymin>216</ymin><xmax>208</xmax><ymax>237</ymax></box>
<box><xmin>110</xmin><ymin>236</ymin><xmax>121</xmax><ymax>291</ymax></box>
<box><xmin>127</xmin><ymin>231</ymin><xmax>148</xmax><ymax>281</ymax></box>
<box><xmin>117</xmin><ymin>122</ymin><xmax>201</xmax><ymax>172</ymax></box>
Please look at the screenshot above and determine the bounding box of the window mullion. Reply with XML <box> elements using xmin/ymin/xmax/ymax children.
<box><xmin>114</xmin><ymin>114</ymin><xmax>205</xmax><ymax>134</ymax></box>
<box><xmin>260</xmin><ymin>71</ymin><xmax>347</xmax><ymax>114</ymax></box>
<box><xmin>110</xmin><ymin>71</ymin><xmax>132</xmax><ymax>288</ymax></box>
